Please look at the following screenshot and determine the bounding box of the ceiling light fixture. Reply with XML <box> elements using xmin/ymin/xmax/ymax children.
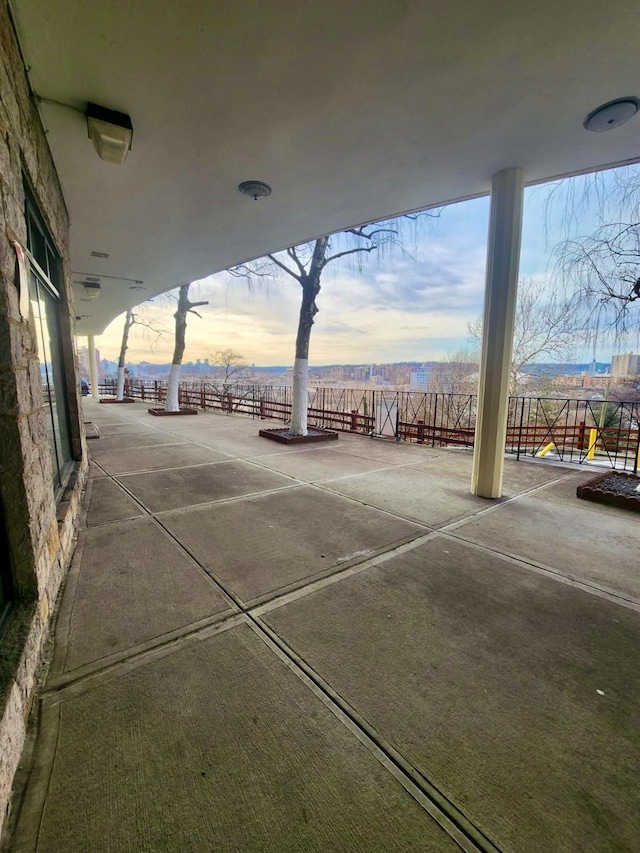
<box><xmin>238</xmin><ymin>180</ymin><xmax>272</xmax><ymax>200</ymax></box>
<box><xmin>87</xmin><ymin>102</ymin><xmax>133</xmax><ymax>164</ymax></box>
<box><xmin>129</xmin><ymin>284</ymin><xmax>146</xmax><ymax>291</ymax></box>
<box><xmin>91</xmin><ymin>250</ymin><xmax>110</xmax><ymax>258</ymax></box>
<box><xmin>584</xmin><ymin>97</ymin><xmax>640</xmax><ymax>132</ymax></box>
<box><xmin>80</xmin><ymin>280</ymin><xmax>101</xmax><ymax>299</ymax></box>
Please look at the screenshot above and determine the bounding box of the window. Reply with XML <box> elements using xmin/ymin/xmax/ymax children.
<box><xmin>25</xmin><ymin>190</ymin><xmax>73</xmax><ymax>492</ymax></box>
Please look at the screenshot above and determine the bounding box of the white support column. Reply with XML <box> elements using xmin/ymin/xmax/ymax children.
<box><xmin>87</xmin><ymin>334</ymin><xmax>99</xmax><ymax>398</ymax></box>
<box><xmin>471</xmin><ymin>168</ymin><xmax>524</xmax><ymax>498</ymax></box>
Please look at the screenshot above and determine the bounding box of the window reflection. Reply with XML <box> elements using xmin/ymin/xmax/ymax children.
<box><xmin>30</xmin><ymin>270</ymin><xmax>72</xmax><ymax>491</ymax></box>
<box><xmin>25</xmin><ymin>186</ymin><xmax>73</xmax><ymax>494</ymax></box>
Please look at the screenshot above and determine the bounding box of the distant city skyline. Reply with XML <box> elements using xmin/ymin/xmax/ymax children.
<box><xmin>91</xmin><ymin>167</ymin><xmax>640</xmax><ymax>367</ymax></box>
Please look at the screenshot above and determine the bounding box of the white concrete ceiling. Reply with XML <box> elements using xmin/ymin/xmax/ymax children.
<box><xmin>12</xmin><ymin>0</ymin><xmax>640</xmax><ymax>335</ymax></box>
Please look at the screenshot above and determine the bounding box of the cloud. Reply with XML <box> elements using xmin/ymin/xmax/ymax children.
<box><xmin>96</xmin><ymin>183</ymin><xmax>613</xmax><ymax>367</ymax></box>
<box><xmin>98</xmin><ymin>225</ymin><xmax>488</xmax><ymax>364</ymax></box>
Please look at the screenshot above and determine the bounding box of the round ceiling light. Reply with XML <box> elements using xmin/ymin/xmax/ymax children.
<box><xmin>238</xmin><ymin>180</ymin><xmax>272</xmax><ymax>200</ymax></box>
<box><xmin>584</xmin><ymin>98</ymin><xmax>640</xmax><ymax>132</ymax></box>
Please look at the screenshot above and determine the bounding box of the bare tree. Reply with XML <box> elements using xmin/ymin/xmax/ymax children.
<box><xmin>546</xmin><ymin>164</ymin><xmax>640</xmax><ymax>336</ymax></box>
<box><xmin>427</xmin><ymin>349</ymin><xmax>479</xmax><ymax>434</ymax></box>
<box><xmin>555</xmin><ymin>222</ymin><xmax>640</xmax><ymax>336</ymax></box>
<box><xmin>229</xmin><ymin>216</ymin><xmax>437</xmax><ymax>435</ymax></box>
<box><xmin>113</xmin><ymin>307</ymin><xmax>164</xmax><ymax>400</ymax></box>
<box><xmin>429</xmin><ymin>350</ymin><xmax>478</xmax><ymax>396</ymax></box>
<box><xmin>468</xmin><ymin>278</ymin><xmax>582</xmax><ymax>395</ymax></box>
<box><xmin>209</xmin><ymin>348</ymin><xmax>248</xmax><ymax>404</ymax></box>
<box><xmin>164</xmin><ymin>283</ymin><xmax>208</xmax><ymax>412</ymax></box>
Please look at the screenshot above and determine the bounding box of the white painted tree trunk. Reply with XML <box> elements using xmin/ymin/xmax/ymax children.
<box><xmin>291</xmin><ymin>357</ymin><xmax>308</xmax><ymax>436</ymax></box>
<box><xmin>115</xmin><ymin>367</ymin><xmax>126</xmax><ymax>401</ymax></box>
<box><xmin>165</xmin><ymin>363</ymin><xmax>182</xmax><ymax>412</ymax></box>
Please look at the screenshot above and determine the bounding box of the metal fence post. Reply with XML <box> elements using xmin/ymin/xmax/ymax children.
<box><xmin>432</xmin><ymin>395</ymin><xmax>438</xmax><ymax>447</ymax></box>
<box><xmin>516</xmin><ymin>397</ymin><xmax>525</xmax><ymax>460</ymax></box>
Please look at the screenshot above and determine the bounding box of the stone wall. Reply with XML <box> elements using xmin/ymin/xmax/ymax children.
<box><xmin>0</xmin><ymin>0</ymin><xmax>87</xmax><ymax>832</ymax></box>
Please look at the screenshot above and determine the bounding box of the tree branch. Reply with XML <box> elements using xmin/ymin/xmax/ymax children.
<box><xmin>324</xmin><ymin>244</ymin><xmax>378</xmax><ymax>265</ymax></box>
<box><xmin>286</xmin><ymin>246</ymin><xmax>308</xmax><ymax>277</ymax></box>
<box><xmin>266</xmin><ymin>252</ymin><xmax>302</xmax><ymax>282</ymax></box>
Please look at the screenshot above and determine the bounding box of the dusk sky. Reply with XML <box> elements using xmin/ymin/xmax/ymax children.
<box><xmin>95</xmin><ymin>167</ymin><xmax>638</xmax><ymax>367</ymax></box>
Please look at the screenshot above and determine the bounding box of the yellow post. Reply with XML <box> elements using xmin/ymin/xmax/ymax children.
<box><xmin>598</xmin><ymin>381</ymin><xmax>610</xmax><ymax>429</ymax></box>
<box><xmin>586</xmin><ymin>428</ymin><xmax>597</xmax><ymax>461</ymax></box>
<box><xmin>536</xmin><ymin>441</ymin><xmax>555</xmax><ymax>457</ymax></box>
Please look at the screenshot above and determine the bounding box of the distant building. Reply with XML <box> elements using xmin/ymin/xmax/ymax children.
<box><xmin>410</xmin><ymin>368</ymin><xmax>431</xmax><ymax>391</ymax></box>
<box><xmin>611</xmin><ymin>352</ymin><xmax>640</xmax><ymax>378</ymax></box>
<box><xmin>76</xmin><ymin>346</ymin><xmax>90</xmax><ymax>379</ymax></box>
<box><xmin>77</xmin><ymin>345</ymin><xmax>103</xmax><ymax>380</ymax></box>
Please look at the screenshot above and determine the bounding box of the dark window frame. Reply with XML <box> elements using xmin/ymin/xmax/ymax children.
<box><xmin>24</xmin><ymin>186</ymin><xmax>74</xmax><ymax>495</ymax></box>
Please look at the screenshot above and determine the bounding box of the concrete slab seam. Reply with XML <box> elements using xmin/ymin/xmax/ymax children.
<box><xmin>440</xmin><ymin>471</ymin><xmax>578</xmax><ymax>533</ymax></box>
<box><xmin>140</xmin><ymin>516</ymin><xmax>246</xmax><ymax>610</ymax></box>
<box><xmin>50</xmin><ymin>528</ymin><xmax>91</xmax><ymax>676</ymax></box>
<box><xmin>88</xmin><ymin>459</ymin><xmax>110</xmax><ymax>477</ymax></box>
<box><xmin>105</xmin><ymin>453</ymin><xmax>244</xmax><ymax>474</ymax></box>
<box><xmin>44</xmin><ymin>605</ymin><xmax>240</xmax><ymax>694</ymax></box>
<box><xmin>41</xmin><ymin>613</ymin><xmax>250</xmax><ymax>704</ymax></box>
<box><xmin>92</xmin><ymin>439</ymin><xmax>190</xmax><ymax>455</ymax></box>
<box><xmin>7</xmin><ymin>699</ymin><xmax>62</xmax><ymax>852</ymax></box>
<box><xmin>307</xmin><ymin>481</ymin><xmax>434</xmax><ymax>531</ymax></box>
<box><xmin>246</xmin><ymin>454</ymin><xmax>416</xmax><ymax>486</ymax></box>
<box><xmin>154</xmin><ymin>506</ymin><xmax>428</xmax><ymax>612</ymax></box>
<box><xmin>152</xmin><ymin>482</ymin><xmax>307</xmax><ymax>517</ymax></box>
<box><xmin>247</xmin><ymin>617</ymin><xmax>500</xmax><ymax>853</ymax></box>
<box><xmin>331</xmin><ymin>444</ymin><xmax>444</xmax><ymax>464</ymax></box>
<box><xmin>0</xmin><ymin>693</ymin><xmax>43</xmax><ymax>851</ymax></box>
<box><xmin>146</xmin><ymin>517</ymin><xmax>241</xmax><ymax>605</ymax></box>
<box><xmin>117</xmin><ymin>475</ymin><xmax>307</xmax><ymax>517</ymax></box>
<box><xmin>98</xmin><ymin>455</ymin><xmax>235</xmax><ymax>478</ymax></box>
<box><xmin>238</xmin><ymin>529</ymin><xmax>434</xmax><ymax>610</ymax></box>
<box><xmin>225</xmin><ymin>455</ymin><xmax>323</xmax><ymax>485</ymax></box>
<box><xmin>252</xmin><ymin>529</ymin><xmax>442</xmax><ymax>618</ymax></box>
<box><xmin>438</xmin><ymin>531</ymin><xmax>640</xmax><ymax>614</ymax></box>
<box><xmin>43</xmin><ymin>528</ymin><xmax>444</xmax><ymax>698</ymax></box>
<box><xmin>77</xmin><ymin>477</ymin><xmax>94</xmax><ymax>530</ymax></box>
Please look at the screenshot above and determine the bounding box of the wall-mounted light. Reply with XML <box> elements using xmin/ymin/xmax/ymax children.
<box><xmin>87</xmin><ymin>102</ymin><xmax>133</xmax><ymax>165</ymax></box>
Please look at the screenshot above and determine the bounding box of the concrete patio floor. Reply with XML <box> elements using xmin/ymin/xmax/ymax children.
<box><xmin>5</xmin><ymin>400</ymin><xmax>640</xmax><ymax>852</ymax></box>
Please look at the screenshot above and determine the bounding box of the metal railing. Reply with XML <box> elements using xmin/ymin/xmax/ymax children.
<box><xmin>506</xmin><ymin>395</ymin><xmax>640</xmax><ymax>471</ymax></box>
<box><xmin>98</xmin><ymin>378</ymin><xmax>640</xmax><ymax>472</ymax></box>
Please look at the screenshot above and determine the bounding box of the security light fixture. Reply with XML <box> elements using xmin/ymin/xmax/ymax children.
<box><xmin>584</xmin><ymin>98</ymin><xmax>640</xmax><ymax>132</ymax></box>
<box><xmin>80</xmin><ymin>280</ymin><xmax>101</xmax><ymax>299</ymax></box>
<box><xmin>87</xmin><ymin>102</ymin><xmax>133</xmax><ymax>164</ymax></box>
<box><xmin>239</xmin><ymin>180</ymin><xmax>272</xmax><ymax>200</ymax></box>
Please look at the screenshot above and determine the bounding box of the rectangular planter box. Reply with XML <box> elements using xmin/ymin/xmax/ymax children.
<box><xmin>259</xmin><ymin>427</ymin><xmax>338</xmax><ymax>445</ymax></box>
<box><xmin>576</xmin><ymin>470</ymin><xmax>640</xmax><ymax>513</ymax></box>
